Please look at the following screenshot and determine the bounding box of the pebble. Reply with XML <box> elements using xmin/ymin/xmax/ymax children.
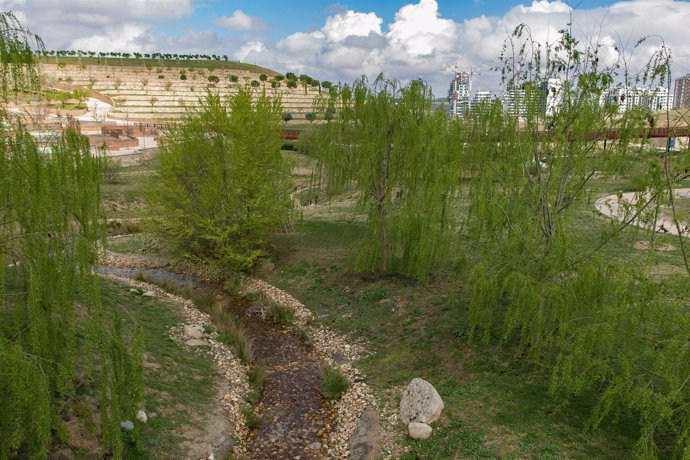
<box><xmin>120</xmin><ymin>420</ymin><xmax>134</xmax><ymax>431</ymax></box>
<box><xmin>136</xmin><ymin>410</ymin><xmax>148</xmax><ymax>423</ymax></box>
<box><xmin>142</xmin><ymin>290</ymin><xmax>156</xmax><ymax>297</ymax></box>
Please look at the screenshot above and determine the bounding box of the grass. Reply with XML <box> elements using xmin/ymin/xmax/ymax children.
<box><xmin>246</xmin><ymin>364</ymin><xmax>266</xmax><ymax>406</ymax></box>
<box><xmin>264</xmin><ymin>212</ymin><xmax>685</xmax><ymax>458</ymax></box>
<box><xmin>240</xmin><ymin>407</ymin><xmax>263</xmax><ymax>430</ymax></box>
<box><xmin>212</xmin><ymin>300</ymin><xmax>254</xmax><ymax>364</ymax></box>
<box><xmin>267</xmin><ymin>301</ymin><xmax>294</xmax><ymax>326</ymax></box>
<box><xmin>320</xmin><ymin>366</ymin><xmax>349</xmax><ymax>401</ymax></box>
<box><xmin>99</xmin><ymin>278</ymin><xmax>218</xmax><ymax>459</ymax></box>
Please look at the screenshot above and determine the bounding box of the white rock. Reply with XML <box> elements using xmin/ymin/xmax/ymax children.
<box><xmin>120</xmin><ymin>420</ymin><xmax>134</xmax><ymax>431</ymax></box>
<box><xmin>400</xmin><ymin>378</ymin><xmax>444</xmax><ymax>424</ymax></box>
<box><xmin>408</xmin><ymin>422</ymin><xmax>433</xmax><ymax>439</ymax></box>
<box><xmin>183</xmin><ymin>325</ymin><xmax>203</xmax><ymax>339</ymax></box>
<box><xmin>142</xmin><ymin>290</ymin><xmax>156</xmax><ymax>297</ymax></box>
<box><xmin>136</xmin><ymin>410</ymin><xmax>148</xmax><ymax>423</ymax></box>
<box><xmin>186</xmin><ymin>339</ymin><xmax>206</xmax><ymax>347</ymax></box>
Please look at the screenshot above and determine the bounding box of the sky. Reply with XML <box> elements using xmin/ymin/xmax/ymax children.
<box><xmin>3</xmin><ymin>0</ymin><xmax>690</xmax><ymax>96</ymax></box>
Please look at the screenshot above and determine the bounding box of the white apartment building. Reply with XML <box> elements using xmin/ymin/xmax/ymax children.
<box><xmin>447</xmin><ymin>71</ymin><xmax>471</xmax><ymax>118</ymax></box>
<box><xmin>601</xmin><ymin>86</ymin><xmax>674</xmax><ymax>113</ymax></box>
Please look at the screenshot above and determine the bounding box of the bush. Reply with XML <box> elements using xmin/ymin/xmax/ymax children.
<box><xmin>148</xmin><ymin>88</ymin><xmax>293</xmax><ymax>272</ymax></box>
<box><xmin>321</xmin><ymin>366</ymin><xmax>349</xmax><ymax>400</ymax></box>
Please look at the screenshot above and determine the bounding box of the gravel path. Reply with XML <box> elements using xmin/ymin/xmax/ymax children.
<box><xmin>594</xmin><ymin>188</ymin><xmax>690</xmax><ymax>236</ymax></box>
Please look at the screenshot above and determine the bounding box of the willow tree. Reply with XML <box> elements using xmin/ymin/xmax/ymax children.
<box><xmin>310</xmin><ymin>76</ymin><xmax>462</xmax><ymax>281</ymax></box>
<box><xmin>0</xmin><ymin>12</ymin><xmax>142</xmax><ymax>459</ymax></box>
<box><xmin>149</xmin><ymin>88</ymin><xmax>293</xmax><ymax>272</ymax></box>
<box><xmin>461</xmin><ymin>24</ymin><xmax>689</xmax><ymax>458</ymax></box>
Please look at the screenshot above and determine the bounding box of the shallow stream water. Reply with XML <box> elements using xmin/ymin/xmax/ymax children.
<box><xmin>99</xmin><ymin>266</ymin><xmax>336</xmax><ymax>459</ymax></box>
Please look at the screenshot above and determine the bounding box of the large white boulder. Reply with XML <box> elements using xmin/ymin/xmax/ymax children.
<box><xmin>399</xmin><ymin>378</ymin><xmax>444</xmax><ymax>425</ymax></box>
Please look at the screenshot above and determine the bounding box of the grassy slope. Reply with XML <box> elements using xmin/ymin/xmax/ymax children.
<box><xmin>99</xmin><ymin>279</ymin><xmax>219</xmax><ymax>459</ymax></box>
<box><xmin>39</xmin><ymin>56</ymin><xmax>279</xmax><ymax>76</ymax></box>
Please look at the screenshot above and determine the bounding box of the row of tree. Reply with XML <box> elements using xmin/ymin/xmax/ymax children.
<box><xmin>39</xmin><ymin>49</ymin><xmax>231</xmax><ymax>62</ymax></box>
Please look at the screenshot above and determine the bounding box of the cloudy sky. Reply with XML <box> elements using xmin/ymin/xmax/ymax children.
<box><xmin>3</xmin><ymin>0</ymin><xmax>690</xmax><ymax>96</ymax></box>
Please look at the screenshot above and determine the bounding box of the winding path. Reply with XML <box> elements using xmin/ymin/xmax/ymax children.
<box><xmin>594</xmin><ymin>188</ymin><xmax>690</xmax><ymax>237</ymax></box>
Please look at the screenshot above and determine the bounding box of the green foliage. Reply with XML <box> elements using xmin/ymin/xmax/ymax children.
<box><xmin>311</xmin><ymin>75</ymin><xmax>461</xmax><ymax>280</ymax></box>
<box><xmin>305</xmin><ymin>111</ymin><xmax>317</xmax><ymax>123</ymax></box>
<box><xmin>0</xmin><ymin>17</ymin><xmax>143</xmax><ymax>455</ymax></box>
<box><xmin>320</xmin><ymin>366</ymin><xmax>349</xmax><ymax>400</ymax></box>
<box><xmin>459</xmin><ymin>25</ymin><xmax>690</xmax><ymax>458</ymax></box>
<box><xmin>268</xmin><ymin>302</ymin><xmax>294</xmax><ymax>326</ymax></box>
<box><xmin>281</xmin><ymin>111</ymin><xmax>292</xmax><ymax>124</ymax></box>
<box><xmin>207</xmin><ymin>75</ymin><xmax>219</xmax><ymax>84</ymax></box>
<box><xmin>149</xmin><ymin>88</ymin><xmax>293</xmax><ymax>272</ymax></box>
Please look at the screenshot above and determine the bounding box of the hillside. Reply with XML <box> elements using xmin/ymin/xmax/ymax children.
<box><xmin>39</xmin><ymin>59</ymin><xmax>323</xmax><ymax>122</ymax></box>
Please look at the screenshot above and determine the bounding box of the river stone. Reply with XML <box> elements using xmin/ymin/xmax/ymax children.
<box><xmin>136</xmin><ymin>410</ymin><xmax>148</xmax><ymax>423</ymax></box>
<box><xmin>120</xmin><ymin>420</ymin><xmax>134</xmax><ymax>431</ymax></box>
<box><xmin>142</xmin><ymin>290</ymin><xmax>156</xmax><ymax>297</ymax></box>
<box><xmin>185</xmin><ymin>339</ymin><xmax>206</xmax><ymax>347</ymax></box>
<box><xmin>184</xmin><ymin>325</ymin><xmax>203</xmax><ymax>339</ymax></box>
<box><xmin>399</xmin><ymin>378</ymin><xmax>444</xmax><ymax>424</ymax></box>
<box><xmin>408</xmin><ymin>422</ymin><xmax>433</xmax><ymax>440</ymax></box>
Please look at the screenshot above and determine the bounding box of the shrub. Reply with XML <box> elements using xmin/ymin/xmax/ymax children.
<box><xmin>148</xmin><ymin>89</ymin><xmax>293</xmax><ymax>272</ymax></box>
<box><xmin>321</xmin><ymin>366</ymin><xmax>349</xmax><ymax>400</ymax></box>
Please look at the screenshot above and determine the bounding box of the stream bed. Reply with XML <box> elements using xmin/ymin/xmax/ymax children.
<box><xmin>99</xmin><ymin>266</ymin><xmax>337</xmax><ymax>459</ymax></box>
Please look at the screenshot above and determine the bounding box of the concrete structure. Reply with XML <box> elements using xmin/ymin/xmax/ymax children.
<box><xmin>502</xmin><ymin>89</ymin><xmax>527</xmax><ymax>117</ymax></box>
<box><xmin>601</xmin><ymin>86</ymin><xmax>674</xmax><ymax>113</ymax></box>
<box><xmin>447</xmin><ymin>70</ymin><xmax>471</xmax><ymax>118</ymax></box>
<box><xmin>674</xmin><ymin>74</ymin><xmax>690</xmax><ymax>109</ymax></box>
<box><xmin>541</xmin><ymin>78</ymin><xmax>563</xmax><ymax>117</ymax></box>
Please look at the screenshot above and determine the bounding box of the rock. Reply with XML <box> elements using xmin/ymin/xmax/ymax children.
<box><xmin>142</xmin><ymin>290</ymin><xmax>156</xmax><ymax>297</ymax></box>
<box><xmin>136</xmin><ymin>410</ymin><xmax>148</xmax><ymax>423</ymax></box>
<box><xmin>129</xmin><ymin>288</ymin><xmax>140</xmax><ymax>294</ymax></box>
<box><xmin>211</xmin><ymin>432</ymin><xmax>233</xmax><ymax>457</ymax></box>
<box><xmin>184</xmin><ymin>325</ymin><xmax>204</xmax><ymax>339</ymax></box>
<box><xmin>120</xmin><ymin>420</ymin><xmax>134</xmax><ymax>431</ymax></box>
<box><xmin>349</xmin><ymin>406</ymin><xmax>380</xmax><ymax>459</ymax></box>
<box><xmin>186</xmin><ymin>339</ymin><xmax>207</xmax><ymax>347</ymax></box>
<box><xmin>408</xmin><ymin>422</ymin><xmax>432</xmax><ymax>440</ymax></box>
<box><xmin>399</xmin><ymin>378</ymin><xmax>444</xmax><ymax>424</ymax></box>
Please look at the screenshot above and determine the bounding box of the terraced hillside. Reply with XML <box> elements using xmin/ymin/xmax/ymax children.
<box><xmin>40</xmin><ymin>62</ymin><xmax>323</xmax><ymax>122</ymax></box>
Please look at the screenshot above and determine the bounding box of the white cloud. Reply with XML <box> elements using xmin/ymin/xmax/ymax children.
<box><xmin>322</xmin><ymin>10</ymin><xmax>382</xmax><ymax>42</ymax></box>
<box><xmin>69</xmin><ymin>23</ymin><xmax>153</xmax><ymax>53</ymax></box>
<box><xmin>215</xmin><ymin>10</ymin><xmax>267</xmax><ymax>31</ymax></box>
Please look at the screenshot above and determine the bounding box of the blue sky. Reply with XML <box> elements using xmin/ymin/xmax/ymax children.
<box><xmin>8</xmin><ymin>0</ymin><xmax>690</xmax><ymax>95</ymax></box>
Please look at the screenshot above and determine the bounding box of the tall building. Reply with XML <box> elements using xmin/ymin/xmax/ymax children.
<box><xmin>674</xmin><ymin>74</ymin><xmax>690</xmax><ymax>109</ymax></box>
<box><xmin>541</xmin><ymin>78</ymin><xmax>563</xmax><ymax>117</ymax></box>
<box><xmin>447</xmin><ymin>70</ymin><xmax>471</xmax><ymax>118</ymax></box>
<box><xmin>600</xmin><ymin>86</ymin><xmax>674</xmax><ymax>113</ymax></box>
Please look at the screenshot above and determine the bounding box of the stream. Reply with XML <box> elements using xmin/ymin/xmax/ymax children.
<box><xmin>99</xmin><ymin>266</ymin><xmax>337</xmax><ymax>459</ymax></box>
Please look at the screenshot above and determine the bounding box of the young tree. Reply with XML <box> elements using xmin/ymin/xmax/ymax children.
<box><xmin>305</xmin><ymin>111</ymin><xmax>317</xmax><ymax>123</ymax></box>
<box><xmin>149</xmin><ymin>89</ymin><xmax>293</xmax><ymax>271</ymax></box>
<box><xmin>282</xmin><ymin>111</ymin><xmax>293</xmax><ymax>124</ymax></box>
<box><xmin>0</xmin><ymin>12</ymin><xmax>142</xmax><ymax>458</ymax></box>
<box><xmin>310</xmin><ymin>76</ymin><xmax>461</xmax><ymax>279</ymax></box>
